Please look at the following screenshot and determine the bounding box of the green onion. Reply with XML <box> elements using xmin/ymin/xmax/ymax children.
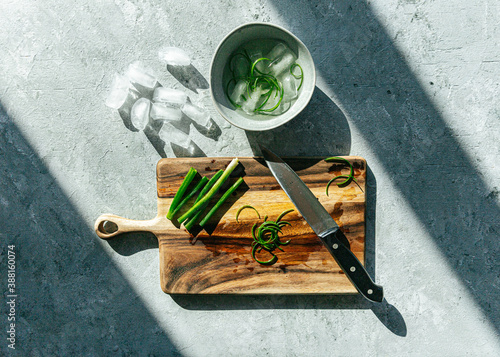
<box><xmin>235</xmin><ymin>205</ymin><xmax>261</xmax><ymax>223</ymax></box>
<box><xmin>238</xmin><ymin>207</ymin><xmax>294</xmax><ymax>265</ymax></box>
<box><xmin>196</xmin><ymin>170</ymin><xmax>223</xmax><ymax>202</ymax></box>
<box><xmin>183</xmin><ymin>201</ymin><xmax>210</xmax><ymax>231</ymax></box>
<box><xmin>168</xmin><ymin>177</ymin><xmax>208</xmax><ymax>218</ymax></box>
<box><xmin>251</xmin><ymin>244</ymin><xmax>277</xmax><ymax>265</ymax></box>
<box><xmin>250</xmin><ymin>57</ymin><xmax>270</xmax><ymax>77</ymax></box>
<box><xmin>290</xmin><ymin>63</ymin><xmax>303</xmax><ymax>90</ymax></box>
<box><xmin>276</xmin><ymin>208</ymin><xmax>294</xmax><ymax>222</ymax></box>
<box><xmin>179</xmin><ymin>158</ymin><xmax>240</xmax><ymax>223</ymax></box>
<box><xmin>183</xmin><ymin>170</ymin><xmax>228</xmax><ymax>231</ymax></box>
<box><xmin>324</xmin><ymin>157</ymin><xmax>360</xmax><ymax>195</ymax></box>
<box><xmin>166</xmin><ymin>167</ymin><xmax>197</xmax><ymax>220</ymax></box>
<box><xmin>199</xmin><ymin>177</ymin><xmax>244</xmax><ymax>227</ymax></box>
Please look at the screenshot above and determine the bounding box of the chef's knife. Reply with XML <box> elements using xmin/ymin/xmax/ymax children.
<box><xmin>261</xmin><ymin>146</ymin><xmax>384</xmax><ymax>303</ymax></box>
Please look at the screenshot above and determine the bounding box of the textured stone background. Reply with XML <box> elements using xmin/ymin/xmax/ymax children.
<box><xmin>1</xmin><ymin>0</ymin><xmax>499</xmax><ymax>356</ymax></box>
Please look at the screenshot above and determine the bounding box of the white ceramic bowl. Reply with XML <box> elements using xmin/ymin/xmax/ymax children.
<box><xmin>210</xmin><ymin>22</ymin><xmax>316</xmax><ymax>131</ymax></box>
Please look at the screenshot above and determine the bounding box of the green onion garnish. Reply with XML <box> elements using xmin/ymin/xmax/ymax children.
<box><xmin>237</xmin><ymin>207</ymin><xmax>294</xmax><ymax>265</ymax></box>
<box><xmin>235</xmin><ymin>205</ymin><xmax>261</xmax><ymax>223</ymax></box>
<box><xmin>324</xmin><ymin>157</ymin><xmax>360</xmax><ymax>195</ymax></box>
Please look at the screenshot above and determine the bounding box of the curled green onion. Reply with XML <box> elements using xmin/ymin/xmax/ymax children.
<box><xmin>324</xmin><ymin>157</ymin><xmax>360</xmax><ymax>195</ymax></box>
<box><xmin>290</xmin><ymin>63</ymin><xmax>303</xmax><ymax>90</ymax></box>
<box><xmin>235</xmin><ymin>205</ymin><xmax>261</xmax><ymax>223</ymax></box>
<box><xmin>238</xmin><ymin>207</ymin><xmax>295</xmax><ymax>265</ymax></box>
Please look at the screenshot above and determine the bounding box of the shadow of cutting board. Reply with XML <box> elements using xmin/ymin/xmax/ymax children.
<box><xmin>95</xmin><ymin>157</ymin><xmax>367</xmax><ymax>294</ymax></box>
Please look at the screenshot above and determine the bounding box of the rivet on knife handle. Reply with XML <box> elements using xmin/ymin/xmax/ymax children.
<box><xmin>322</xmin><ymin>229</ymin><xmax>384</xmax><ymax>302</ymax></box>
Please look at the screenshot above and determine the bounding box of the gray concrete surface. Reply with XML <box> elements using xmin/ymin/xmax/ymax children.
<box><xmin>1</xmin><ymin>0</ymin><xmax>499</xmax><ymax>356</ymax></box>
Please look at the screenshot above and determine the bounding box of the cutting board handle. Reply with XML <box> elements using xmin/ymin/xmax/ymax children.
<box><xmin>94</xmin><ymin>214</ymin><xmax>158</xmax><ymax>239</ymax></box>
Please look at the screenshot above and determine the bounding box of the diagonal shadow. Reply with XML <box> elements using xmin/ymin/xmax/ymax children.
<box><xmin>268</xmin><ymin>0</ymin><xmax>500</xmax><ymax>333</ymax></box>
<box><xmin>0</xmin><ymin>103</ymin><xmax>182</xmax><ymax>356</ymax></box>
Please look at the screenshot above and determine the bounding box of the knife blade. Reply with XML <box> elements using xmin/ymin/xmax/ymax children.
<box><xmin>261</xmin><ymin>146</ymin><xmax>384</xmax><ymax>303</ymax></box>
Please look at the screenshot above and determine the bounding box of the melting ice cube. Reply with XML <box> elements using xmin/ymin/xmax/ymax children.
<box><xmin>150</xmin><ymin>103</ymin><xmax>183</xmax><ymax>122</ymax></box>
<box><xmin>266</xmin><ymin>42</ymin><xmax>288</xmax><ymax>61</ymax></box>
<box><xmin>281</xmin><ymin>73</ymin><xmax>298</xmax><ymax>103</ymax></box>
<box><xmin>241</xmin><ymin>87</ymin><xmax>264</xmax><ymax>114</ymax></box>
<box><xmin>229</xmin><ymin>80</ymin><xmax>247</xmax><ymax>106</ymax></box>
<box><xmin>268</xmin><ymin>51</ymin><xmax>297</xmax><ymax>77</ymax></box>
<box><xmin>125</xmin><ymin>61</ymin><xmax>157</xmax><ymax>88</ymax></box>
<box><xmin>158</xmin><ymin>47</ymin><xmax>191</xmax><ymax>66</ymax></box>
<box><xmin>159</xmin><ymin>122</ymin><xmax>191</xmax><ymax>148</ymax></box>
<box><xmin>153</xmin><ymin>87</ymin><xmax>187</xmax><ymax>107</ymax></box>
<box><xmin>130</xmin><ymin>98</ymin><xmax>151</xmax><ymax>131</ymax></box>
<box><xmin>105</xmin><ymin>73</ymin><xmax>134</xmax><ymax>109</ymax></box>
<box><xmin>181</xmin><ymin>102</ymin><xmax>210</xmax><ymax>126</ymax></box>
<box><xmin>246</xmin><ymin>48</ymin><xmax>266</xmax><ymax>72</ymax></box>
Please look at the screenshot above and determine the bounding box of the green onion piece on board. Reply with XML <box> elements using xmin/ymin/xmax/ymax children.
<box><xmin>166</xmin><ymin>167</ymin><xmax>197</xmax><ymax>220</ymax></box>
<box><xmin>235</xmin><ymin>205</ymin><xmax>261</xmax><ymax>223</ymax></box>
<box><xmin>183</xmin><ymin>170</ymin><xmax>224</xmax><ymax>229</ymax></box>
<box><xmin>168</xmin><ymin>176</ymin><xmax>208</xmax><ymax>218</ymax></box>
<box><xmin>324</xmin><ymin>156</ymin><xmax>360</xmax><ymax>195</ymax></box>
<box><xmin>199</xmin><ymin>177</ymin><xmax>244</xmax><ymax>227</ymax></box>
<box><xmin>179</xmin><ymin>158</ymin><xmax>240</xmax><ymax>223</ymax></box>
<box><xmin>196</xmin><ymin>170</ymin><xmax>223</xmax><ymax>203</ymax></box>
<box><xmin>183</xmin><ymin>201</ymin><xmax>210</xmax><ymax>231</ymax></box>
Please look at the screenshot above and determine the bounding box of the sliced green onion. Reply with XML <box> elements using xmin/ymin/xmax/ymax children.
<box><xmin>196</xmin><ymin>170</ymin><xmax>223</xmax><ymax>202</ymax></box>
<box><xmin>179</xmin><ymin>158</ymin><xmax>240</xmax><ymax>223</ymax></box>
<box><xmin>276</xmin><ymin>208</ymin><xmax>294</xmax><ymax>222</ymax></box>
<box><xmin>244</xmin><ymin>209</ymin><xmax>294</xmax><ymax>265</ymax></box>
<box><xmin>167</xmin><ymin>167</ymin><xmax>197</xmax><ymax>220</ymax></box>
<box><xmin>250</xmin><ymin>57</ymin><xmax>270</xmax><ymax>77</ymax></box>
<box><xmin>235</xmin><ymin>205</ymin><xmax>261</xmax><ymax>223</ymax></box>
<box><xmin>183</xmin><ymin>201</ymin><xmax>210</xmax><ymax>231</ymax></box>
<box><xmin>168</xmin><ymin>177</ymin><xmax>208</xmax><ymax>218</ymax></box>
<box><xmin>199</xmin><ymin>177</ymin><xmax>244</xmax><ymax>227</ymax></box>
<box><xmin>290</xmin><ymin>63</ymin><xmax>303</xmax><ymax>90</ymax></box>
<box><xmin>181</xmin><ymin>170</ymin><xmax>223</xmax><ymax>230</ymax></box>
<box><xmin>251</xmin><ymin>244</ymin><xmax>277</xmax><ymax>265</ymax></box>
<box><xmin>324</xmin><ymin>157</ymin><xmax>360</xmax><ymax>195</ymax></box>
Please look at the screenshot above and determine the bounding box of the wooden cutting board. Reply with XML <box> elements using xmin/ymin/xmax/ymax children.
<box><xmin>95</xmin><ymin>157</ymin><xmax>367</xmax><ymax>294</ymax></box>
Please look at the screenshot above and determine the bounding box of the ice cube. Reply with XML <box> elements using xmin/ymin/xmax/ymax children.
<box><xmin>181</xmin><ymin>102</ymin><xmax>210</xmax><ymax>126</ymax></box>
<box><xmin>130</xmin><ymin>98</ymin><xmax>151</xmax><ymax>131</ymax></box>
<box><xmin>268</xmin><ymin>51</ymin><xmax>297</xmax><ymax>77</ymax></box>
<box><xmin>229</xmin><ymin>80</ymin><xmax>247</xmax><ymax>106</ymax></box>
<box><xmin>125</xmin><ymin>61</ymin><xmax>157</xmax><ymax>88</ymax></box>
<box><xmin>266</xmin><ymin>43</ymin><xmax>288</xmax><ymax>61</ymax></box>
<box><xmin>246</xmin><ymin>48</ymin><xmax>266</xmax><ymax>72</ymax></box>
<box><xmin>273</xmin><ymin>100</ymin><xmax>291</xmax><ymax>115</ymax></box>
<box><xmin>153</xmin><ymin>87</ymin><xmax>187</xmax><ymax>107</ymax></box>
<box><xmin>159</xmin><ymin>122</ymin><xmax>191</xmax><ymax>148</ymax></box>
<box><xmin>105</xmin><ymin>73</ymin><xmax>134</xmax><ymax>109</ymax></box>
<box><xmin>158</xmin><ymin>47</ymin><xmax>191</xmax><ymax>66</ymax></box>
<box><xmin>150</xmin><ymin>103</ymin><xmax>183</xmax><ymax>121</ymax></box>
<box><xmin>241</xmin><ymin>87</ymin><xmax>264</xmax><ymax>114</ymax></box>
<box><xmin>281</xmin><ymin>73</ymin><xmax>298</xmax><ymax>103</ymax></box>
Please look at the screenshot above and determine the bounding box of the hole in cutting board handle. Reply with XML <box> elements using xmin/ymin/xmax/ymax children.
<box><xmin>97</xmin><ymin>220</ymin><xmax>118</xmax><ymax>235</ymax></box>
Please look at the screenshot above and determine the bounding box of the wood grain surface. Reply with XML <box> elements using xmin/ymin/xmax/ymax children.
<box><xmin>95</xmin><ymin>157</ymin><xmax>367</xmax><ymax>294</ymax></box>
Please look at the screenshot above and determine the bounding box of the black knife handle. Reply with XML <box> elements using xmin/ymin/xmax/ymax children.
<box><xmin>321</xmin><ymin>229</ymin><xmax>384</xmax><ymax>303</ymax></box>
